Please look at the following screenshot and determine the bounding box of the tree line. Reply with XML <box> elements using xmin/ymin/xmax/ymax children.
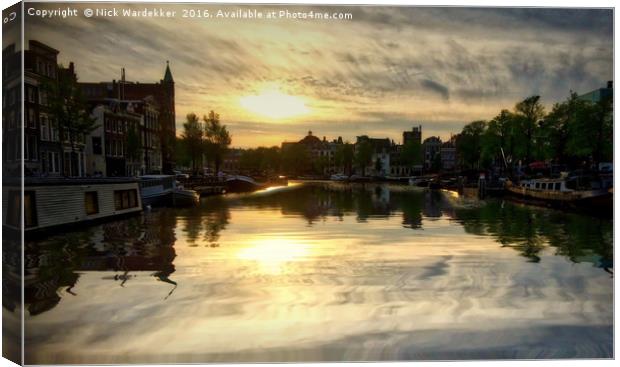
<box><xmin>455</xmin><ymin>93</ymin><xmax>613</xmax><ymax>174</ymax></box>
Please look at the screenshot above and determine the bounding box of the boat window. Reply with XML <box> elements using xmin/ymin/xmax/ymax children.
<box><xmin>555</xmin><ymin>182</ymin><xmax>561</xmax><ymax>191</ymax></box>
<box><xmin>85</xmin><ymin>191</ymin><xmax>99</xmax><ymax>215</ymax></box>
<box><xmin>541</xmin><ymin>183</ymin><xmax>547</xmax><ymax>190</ymax></box>
<box><xmin>24</xmin><ymin>191</ymin><xmax>37</xmax><ymax>227</ymax></box>
<box><xmin>535</xmin><ymin>183</ymin><xmax>540</xmax><ymax>189</ymax></box>
<box><xmin>114</xmin><ymin>189</ymin><xmax>139</xmax><ymax>210</ymax></box>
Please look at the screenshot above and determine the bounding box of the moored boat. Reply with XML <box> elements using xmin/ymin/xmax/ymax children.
<box><xmin>225</xmin><ymin>175</ymin><xmax>266</xmax><ymax>193</ymax></box>
<box><xmin>138</xmin><ymin>175</ymin><xmax>176</xmax><ymax>207</ymax></box>
<box><xmin>330</xmin><ymin>173</ymin><xmax>349</xmax><ymax>181</ymax></box>
<box><xmin>4</xmin><ymin>177</ymin><xmax>142</xmax><ymax>234</ymax></box>
<box><xmin>172</xmin><ymin>187</ymin><xmax>200</xmax><ymax>207</ymax></box>
<box><xmin>505</xmin><ymin>177</ymin><xmax>612</xmax><ymax>211</ymax></box>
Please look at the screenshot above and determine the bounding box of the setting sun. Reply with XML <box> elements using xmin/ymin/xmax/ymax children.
<box><xmin>240</xmin><ymin>88</ymin><xmax>310</xmax><ymax>119</ymax></box>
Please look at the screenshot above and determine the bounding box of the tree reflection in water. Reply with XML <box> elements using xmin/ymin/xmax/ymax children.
<box><xmin>18</xmin><ymin>182</ymin><xmax>613</xmax><ymax>319</ymax></box>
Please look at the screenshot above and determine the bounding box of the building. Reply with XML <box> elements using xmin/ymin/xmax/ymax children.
<box><xmin>79</xmin><ymin>63</ymin><xmax>175</xmax><ymax>173</ymax></box>
<box><xmin>222</xmin><ymin>148</ymin><xmax>243</xmax><ymax>173</ymax></box>
<box><xmin>6</xmin><ymin>40</ymin><xmax>87</xmax><ymax>178</ymax></box>
<box><xmin>403</xmin><ymin>125</ymin><xmax>422</xmax><ymax>146</ymax></box>
<box><xmin>440</xmin><ymin>135</ymin><xmax>457</xmax><ymax>171</ymax></box>
<box><xmin>578</xmin><ymin>81</ymin><xmax>613</xmax><ymax>103</ymax></box>
<box><xmin>423</xmin><ymin>136</ymin><xmax>442</xmax><ymax>171</ymax></box>
<box><xmin>2</xmin><ymin>43</ymin><xmax>22</xmax><ymax>177</ymax></box>
<box><xmin>86</xmin><ymin>100</ymin><xmax>143</xmax><ymax>177</ymax></box>
<box><xmin>281</xmin><ymin>131</ymin><xmax>344</xmax><ymax>175</ymax></box>
<box><xmin>355</xmin><ymin>135</ymin><xmax>392</xmax><ymax>176</ymax></box>
<box><xmin>86</xmin><ymin>95</ymin><xmax>162</xmax><ymax>177</ymax></box>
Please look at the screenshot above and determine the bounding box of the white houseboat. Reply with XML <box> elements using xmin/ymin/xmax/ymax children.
<box><xmin>3</xmin><ymin>178</ymin><xmax>142</xmax><ymax>234</ymax></box>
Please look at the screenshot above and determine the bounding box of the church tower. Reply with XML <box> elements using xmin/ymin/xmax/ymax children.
<box><xmin>160</xmin><ymin>61</ymin><xmax>176</xmax><ymax>173</ymax></box>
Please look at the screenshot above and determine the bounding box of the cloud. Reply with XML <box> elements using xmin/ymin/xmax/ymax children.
<box><xmin>22</xmin><ymin>3</ymin><xmax>613</xmax><ymax>147</ymax></box>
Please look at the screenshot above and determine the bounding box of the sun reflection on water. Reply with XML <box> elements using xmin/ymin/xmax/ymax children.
<box><xmin>236</xmin><ymin>237</ymin><xmax>312</xmax><ymax>274</ymax></box>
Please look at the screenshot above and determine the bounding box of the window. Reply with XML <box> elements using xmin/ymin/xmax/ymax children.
<box><xmin>25</xmin><ymin>135</ymin><xmax>38</xmax><ymax>161</ymax></box>
<box><xmin>27</xmin><ymin>87</ymin><xmax>36</xmax><ymax>103</ymax></box>
<box><xmin>85</xmin><ymin>192</ymin><xmax>99</xmax><ymax>215</ymax></box>
<box><xmin>43</xmin><ymin>151</ymin><xmax>60</xmax><ymax>174</ymax></box>
<box><xmin>40</xmin><ymin>114</ymin><xmax>49</xmax><ymax>141</ymax></box>
<box><xmin>24</xmin><ymin>191</ymin><xmax>37</xmax><ymax>228</ymax></box>
<box><xmin>92</xmin><ymin>137</ymin><xmax>102</xmax><ymax>155</ymax></box>
<box><xmin>27</xmin><ymin>108</ymin><xmax>36</xmax><ymax>128</ymax></box>
<box><xmin>49</xmin><ymin>119</ymin><xmax>59</xmax><ymax>142</ymax></box>
<box><xmin>39</xmin><ymin>90</ymin><xmax>47</xmax><ymax>106</ymax></box>
<box><xmin>114</xmin><ymin>189</ymin><xmax>139</xmax><ymax>210</ymax></box>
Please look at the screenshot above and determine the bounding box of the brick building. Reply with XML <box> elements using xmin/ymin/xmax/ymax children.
<box><xmin>79</xmin><ymin>63</ymin><xmax>175</xmax><ymax>173</ymax></box>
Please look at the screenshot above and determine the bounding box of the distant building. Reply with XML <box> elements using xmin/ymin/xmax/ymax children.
<box><xmin>222</xmin><ymin>148</ymin><xmax>243</xmax><ymax>173</ymax></box>
<box><xmin>355</xmin><ymin>135</ymin><xmax>392</xmax><ymax>176</ymax></box>
<box><xmin>440</xmin><ymin>135</ymin><xmax>458</xmax><ymax>171</ymax></box>
<box><xmin>403</xmin><ymin>125</ymin><xmax>422</xmax><ymax>146</ymax></box>
<box><xmin>578</xmin><ymin>81</ymin><xmax>613</xmax><ymax>103</ymax></box>
<box><xmin>281</xmin><ymin>131</ymin><xmax>344</xmax><ymax>175</ymax></box>
<box><xmin>423</xmin><ymin>136</ymin><xmax>442</xmax><ymax>170</ymax></box>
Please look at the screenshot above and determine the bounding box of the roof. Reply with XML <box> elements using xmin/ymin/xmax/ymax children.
<box><xmin>163</xmin><ymin>61</ymin><xmax>174</xmax><ymax>83</ymax></box>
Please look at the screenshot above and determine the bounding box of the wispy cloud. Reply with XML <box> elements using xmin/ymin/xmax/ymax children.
<box><xmin>25</xmin><ymin>3</ymin><xmax>612</xmax><ymax>147</ymax></box>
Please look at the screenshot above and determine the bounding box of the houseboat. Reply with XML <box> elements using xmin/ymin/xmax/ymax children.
<box><xmin>172</xmin><ymin>186</ymin><xmax>200</xmax><ymax>207</ymax></box>
<box><xmin>138</xmin><ymin>175</ymin><xmax>176</xmax><ymax>206</ymax></box>
<box><xmin>225</xmin><ymin>175</ymin><xmax>266</xmax><ymax>193</ymax></box>
<box><xmin>3</xmin><ymin>178</ymin><xmax>142</xmax><ymax>235</ymax></box>
<box><xmin>505</xmin><ymin>177</ymin><xmax>612</xmax><ymax>210</ymax></box>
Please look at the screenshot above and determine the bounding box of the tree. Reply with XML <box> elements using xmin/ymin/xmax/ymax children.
<box><xmin>334</xmin><ymin>143</ymin><xmax>354</xmax><ymax>175</ymax></box>
<box><xmin>481</xmin><ymin>109</ymin><xmax>515</xmax><ymax>170</ymax></box>
<box><xmin>400</xmin><ymin>140</ymin><xmax>422</xmax><ymax>167</ymax></box>
<box><xmin>181</xmin><ymin>113</ymin><xmax>203</xmax><ymax>174</ymax></box>
<box><xmin>43</xmin><ymin>68</ymin><xmax>97</xmax><ymax>177</ymax></box>
<box><xmin>515</xmin><ymin>96</ymin><xmax>545</xmax><ymax>164</ymax></box>
<box><xmin>281</xmin><ymin>144</ymin><xmax>309</xmax><ymax>176</ymax></box>
<box><xmin>203</xmin><ymin>110</ymin><xmax>231</xmax><ymax>174</ymax></box>
<box><xmin>564</xmin><ymin>93</ymin><xmax>613</xmax><ymax>167</ymax></box>
<box><xmin>456</xmin><ymin>120</ymin><xmax>487</xmax><ymax>169</ymax></box>
<box><xmin>354</xmin><ymin>139</ymin><xmax>373</xmax><ymax>176</ymax></box>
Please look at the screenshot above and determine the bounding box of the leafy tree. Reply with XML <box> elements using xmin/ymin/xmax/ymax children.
<box><xmin>281</xmin><ymin>143</ymin><xmax>309</xmax><ymax>176</ymax></box>
<box><xmin>400</xmin><ymin>140</ymin><xmax>422</xmax><ymax>167</ymax></box>
<box><xmin>43</xmin><ymin>67</ymin><xmax>97</xmax><ymax>177</ymax></box>
<box><xmin>514</xmin><ymin>96</ymin><xmax>545</xmax><ymax>163</ymax></box>
<box><xmin>174</xmin><ymin>137</ymin><xmax>191</xmax><ymax>169</ymax></box>
<box><xmin>181</xmin><ymin>113</ymin><xmax>203</xmax><ymax>174</ymax></box>
<box><xmin>354</xmin><ymin>139</ymin><xmax>373</xmax><ymax>176</ymax></box>
<box><xmin>203</xmin><ymin>110</ymin><xmax>231</xmax><ymax>174</ymax></box>
<box><xmin>456</xmin><ymin>120</ymin><xmax>487</xmax><ymax>169</ymax></box>
<box><xmin>481</xmin><ymin>109</ymin><xmax>515</xmax><ymax>170</ymax></box>
<box><xmin>334</xmin><ymin>143</ymin><xmax>354</xmax><ymax>175</ymax></box>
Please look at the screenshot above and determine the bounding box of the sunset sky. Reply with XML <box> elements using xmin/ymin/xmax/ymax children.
<box><xmin>25</xmin><ymin>3</ymin><xmax>613</xmax><ymax>148</ymax></box>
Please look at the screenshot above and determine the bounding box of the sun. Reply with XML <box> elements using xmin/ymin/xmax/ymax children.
<box><xmin>240</xmin><ymin>87</ymin><xmax>310</xmax><ymax>119</ymax></box>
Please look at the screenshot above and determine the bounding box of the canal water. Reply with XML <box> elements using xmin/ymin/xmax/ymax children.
<box><xmin>21</xmin><ymin>182</ymin><xmax>613</xmax><ymax>363</ymax></box>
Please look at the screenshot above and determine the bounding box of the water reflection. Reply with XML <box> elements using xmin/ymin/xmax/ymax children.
<box><xmin>20</xmin><ymin>182</ymin><xmax>612</xmax><ymax>363</ymax></box>
<box><xmin>23</xmin><ymin>209</ymin><xmax>178</xmax><ymax>315</ymax></box>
